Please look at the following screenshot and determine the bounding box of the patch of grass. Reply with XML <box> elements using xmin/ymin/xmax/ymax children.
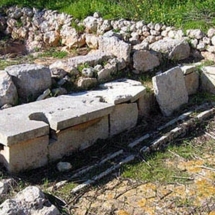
<box><xmin>38</xmin><ymin>49</ymin><xmax>68</xmax><ymax>59</ymax></box>
<box><xmin>122</xmin><ymin>136</ymin><xmax>214</xmax><ymax>184</ymax></box>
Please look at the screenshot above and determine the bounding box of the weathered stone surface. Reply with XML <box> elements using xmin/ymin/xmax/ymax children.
<box><xmin>150</xmin><ymin>38</ymin><xmax>190</xmax><ymax>60</ymax></box>
<box><xmin>83</xmin><ymin>79</ymin><xmax>146</xmax><ymax>104</ymax></box>
<box><xmin>201</xmin><ymin>66</ymin><xmax>215</xmax><ymax>94</ymax></box>
<box><xmin>186</xmin><ymin>29</ymin><xmax>204</xmax><ymax>39</ymax></box>
<box><xmin>0</xmin><ymin>186</ymin><xmax>60</xmax><ymax>215</ymax></box>
<box><xmin>77</xmin><ymin>77</ymin><xmax>98</xmax><ymax>89</ymax></box>
<box><xmin>0</xmin><ymin>179</ymin><xmax>14</xmax><ymax>196</ymax></box>
<box><xmin>1</xmin><ymin>135</ymin><xmax>49</xmax><ymax>172</ymax></box>
<box><xmin>85</xmin><ymin>34</ymin><xmax>99</xmax><ymax>49</ymax></box>
<box><xmin>0</xmin><ymin>94</ymin><xmax>114</xmax><ymax>146</ymax></box>
<box><xmin>5</xmin><ymin>64</ymin><xmax>51</xmax><ymax>101</ymax></box>
<box><xmin>110</xmin><ymin>103</ymin><xmax>138</xmax><ymax>136</ymax></box>
<box><xmin>49</xmin><ymin>116</ymin><xmax>109</xmax><ymax>160</ymax></box>
<box><xmin>152</xmin><ymin>67</ymin><xmax>188</xmax><ymax>116</ymax></box>
<box><xmin>99</xmin><ymin>36</ymin><xmax>131</xmax><ymax>62</ymax></box>
<box><xmin>133</xmin><ymin>50</ymin><xmax>160</xmax><ymax>72</ymax></box>
<box><xmin>50</xmin><ymin>51</ymin><xmax>113</xmax><ymax>72</ymax></box>
<box><xmin>0</xmin><ymin>71</ymin><xmax>18</xmax><ymax>107</ymax></box>
<box><xmin>132</xmin><ymin>41</ymin><xmax>149</xmax><ymax>51</ymax></box>
<box><xmin>181</xmin><ymin>65</ymin><xmax>199</xmax><ymax>95</ymax></box>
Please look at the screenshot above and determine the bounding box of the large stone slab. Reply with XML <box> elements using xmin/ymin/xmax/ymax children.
<box><xmin>0</xmin><ymin>70</ymin><xmax>18</xmax><ymax>107</ymax></box>
<box><xmin>5</xmin><ymin>64</ymin><xmax>51</xmax><ymax>101</ymax></box>
<box><xmin>79</xmin><ymin>79</ymin><xmax>146</xmax><ymax>104</ymax></box>
<box><xmin>0</xmin><ymin>94</ymin><xmax>114</xmax><ymax>146</ymax></box>
<box><xmin>152</xmin><ymin>67</ymin><xmax>188</xmax><ymax>116</ymax></box>
<box><xmin>201</xmin><ymin>66</ymin><xmax>215</xmax><ymax>93</ymax></box>
<box><xmin>181</xmin><ymin>65</ymin><xmax>199</xmax><ymax>95</ymax></box>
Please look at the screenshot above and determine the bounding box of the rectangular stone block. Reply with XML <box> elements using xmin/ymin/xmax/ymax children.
<box><xmin>181</xmin><ymin>65</ymin><xmax>199</xmax><ymax>95</ymax></box>
<box><xmin>152</xmin><ymin>67</ymin><xmax>188</xmax><ymax>116</ymax></box>
<box><xmin>201</xmin><ymin>66</ymin><xmax>215</xmax><ymax>94</ymax></box>
<box><xmin>110</xmin><ymin>103</ymin><xmax>138</xmax><ymax>136</ymax></box>
<box><xmin>48</xmin><ymin>116</ymin><xmax>109</xmax><ymax>161</ymax></box>
<box><xmin>0</xmin><ymin>135</ymin><xmax>49</xmax><ymax>173</ymax></box>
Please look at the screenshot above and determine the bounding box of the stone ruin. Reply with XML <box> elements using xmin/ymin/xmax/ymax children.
<box><xmin>0</xmin><ymin>6</ymin><xmax>215</xmax><ymax>172</ymax></box>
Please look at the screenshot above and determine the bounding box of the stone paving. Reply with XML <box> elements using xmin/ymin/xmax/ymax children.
<box><xmin>70</xmin><ymin>121</ymin><xmax>215</xmax><ymax>215</ymax></box>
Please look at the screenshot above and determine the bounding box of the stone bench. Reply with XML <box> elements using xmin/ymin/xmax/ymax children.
<box><xmin>0</xmin><ymin>79</ymin><xmax>146</xmax><ymax>172</ymax></box>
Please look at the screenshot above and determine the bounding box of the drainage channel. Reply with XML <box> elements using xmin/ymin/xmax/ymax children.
<box><xmin>53</xmin><ymin>103</ymin><xmax>215</xmax><ymax>194</ymax></box>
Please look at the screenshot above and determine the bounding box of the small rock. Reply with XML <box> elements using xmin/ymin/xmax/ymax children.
<box><xmin>57</xmin><ymin>162</ymin><xmax>72</xmax><ymax>172</ymax></box>
<box><xmin>36</xmin><ymin>89</ymin><xmax>51</xmax><ymax>101</ymax></box>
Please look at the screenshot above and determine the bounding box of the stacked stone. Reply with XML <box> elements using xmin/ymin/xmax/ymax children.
<box><xmin>0</xmin><ymin>5</ymin><xmax>215</xmax><ymax>57</ymax></box>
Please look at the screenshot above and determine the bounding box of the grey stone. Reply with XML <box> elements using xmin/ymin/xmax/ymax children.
<box><xmin>77</xmin><ymin>77</ymin><xmax>98</xmax><ymax>89</ymax></box>
<box><xmin>0</xmin><ymin>71</ymin><xmax>18</xmax><ymax>107</ymax></box>
<box><xmin>50</xmin><ymin>52</ymin><xmax>112</xmax><ymax>72</ymax></box>
<box><xmin>201</xmin><ymin>66</ymin><xmax>215</xmax><ymax>94</ymax></box>
<box><xmin>208</xmin><ymin>28</ymin><xmax>215</xmax><ymax>38</ymax></box>
<box><xmin>133</xmin><ymin>50</ymin><xmax>160</xmax><ymax>72</ymax></box>
<box><xmin>82</xmin><ymin>67</ymin><xmax>95</xmax><ymax>78</ymax></box>
<box><xmin>99</xmin><ymin>36</ymin><xmax>131</xmax><ymax>62</ymax></box>
<box><xmin>51</xmin><ymin>87</ymin><xmax>67</xmax><ymax>96</ymax></box>
<box><xmin>186</xmin><ymin>29</ymin><xmax>204</xmax><ymax>39</ymax></box>
<box><xmin>150</xmin><ymin>38</ymin><xmax>190</xmax><ymax>60</ymax></box>
<box><xmin>132</xmin><ymin>41</ymin><xmax>149</xmax><ymax>51</ymax></box>
<box><xmin>0</xmin><ymin>186</ymin><xmax>60</xmax><ymax>215</ymax></box>
<box><xmin>57</xmin><ymin>161</ymin><xmax>72</xmax><ymax>172</ymax></box>
<box><xmin>5</xmin><ymin>64</ymin><xmax>51</xmax><ymax>101</ymax></box>
<box><xmin>36</xmin><ymin>89</ymin><xmax>51</xmax><ymax>101</ymax></box>
<box><xmin>50</xmin><ymin>68</ymin><xmax>67</xmax><ymax>79</ymax></box>
<box><xmin>0</xmin><ymin>179</ymin><xmax>14</xmax><ymax>195</ymax></box>
<box><xmin>152</xmin><ymin>67</ymin><xmax>188</xmax><ymax>116</ymax></box>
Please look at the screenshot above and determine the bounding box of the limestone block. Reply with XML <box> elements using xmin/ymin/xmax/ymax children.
<box><xmin>77</xmin><ymin>77</ymin><xmax>98</xmax><ymax>89</ymax></box>
<box><xmin>149</xmin><ymin>38</ymin><xmax>190</xmax><ymax>60</ymax></box>
<box><xmin>99</xmin><ymin>36</ymin><xmax>131</xmax><ymax>62</ymax></box>
<box><xmin>0</xmin><ymin>135</ymin><xmax>49</xmax><ymax>173</ymax></box>
<box><xmin>85</xmin><ymin>34</ymin><xmax>99</xmax><ymax>49</ymax></box>
<box><xmin>48</xmin><ymin>117</ymin><xmax>109</xmax><ymax>161</ymax></box>
<box><xmin>0</xmin><ymin>70</ymin><xmax>18</xmax><ymax>107</ymax></box>
<box><xmin>133</xmin><ymin>50</ymin><xmax>160</xmax><ymax>72</ymax></box>
<box><xmin>50</xmin><ymin>51</ymin><xmax>112</xmax><ymax>72</ymax></box>
<box><xmin>0</xmin><ymin>109</ymin><xmax>49</xmax><ymax>146</ymax></box>
<box><xmin>5</xmin><ymin>64</ymin><xmax>51</xmax><ymax>101</ymax></box>
<box><xmin>152</xmin><ymin>67</ymin><xmax>188</xmax><ymax>116</ymax></box>
<box><xmin>201</xmin><ymin>66</ymin><xmax>215</xmax><ymax>94</ymax></box>
<box><xmin>181</xmin><ymin>65</ymin><xmax>199</xmax><ymax>95</ymax></box>
<box><xmin>138</xmin><ymin>91</ymin><xmax>156</xmax><ymax>117</ymax></box>
<box><xmin>110</xmin><ymin>103</ymin><xmax>138</xmax><ymax>136</ymax></box>
<box><xmin>83</xmin><ymin>79</ymin><xmax>146</xmax><ymax>104</ymax></box>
